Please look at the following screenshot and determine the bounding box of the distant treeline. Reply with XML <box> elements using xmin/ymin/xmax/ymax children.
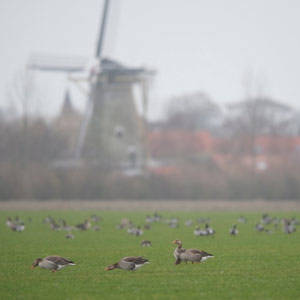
<box><xmin>0</xmin><ymin>161</ymin><xmax>300</xmax><ymax>200</ymax></box>
<box><xmin>0</xmin><ymin>94</ymin><xmax>300</xmax><ymax>200</ymax></box>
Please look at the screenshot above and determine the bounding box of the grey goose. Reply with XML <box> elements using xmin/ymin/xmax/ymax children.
<box><xmin>31</xmin><ymin>256</ymin><xmax>75</xmax><ymax>272</ymax></box>
<box><xmin>172</xmin><ymin>239</ymin><xmax>213</xmax><ymax>265</ymax></box>
<box><xmin>105</xmin><ymin>256</ymin><xmax>149</xmax><ymax>271</ymax></box>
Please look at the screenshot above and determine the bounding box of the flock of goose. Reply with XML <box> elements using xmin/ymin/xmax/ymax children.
<box><xmin>30</xmin><ymin>238</ymin><xmax>214</xmax><ymax>273</ymax></box>
<box><xmin>254</xmin><ymin>213</ymin><xmax>298</xmax><ymax>234</ymax></box>
<box><xmin>5</xmin><ymin>212</ymin><xmax>298</xmax><ymax>273</ymax></box>
<box><xmin>42</xmin><ymin>215</ymin><xmax>101</xmax><ymax>238</ymax></box>
<box><xmin>6</xmin><ymin>217</ymin><xmax>25</xmax><ymax>232</ymax></box>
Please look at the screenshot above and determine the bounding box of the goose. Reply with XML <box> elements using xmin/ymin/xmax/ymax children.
<box><xmin>6</xmin><ymin>217</ymin><xmax>13</xmax><ymax>228</ymax></box>
<box><xmin>205</xmin><ymin>224</ymin><xmax>215</xmax><ymax>236</ymax></box>
<box><xmin>168</xmin><ymin>221</ymin><xmax>179</xmax><ymax>228</ymax></box>
<box><xmin>128</xmin><ymin>225</ymin><xmax>143</xmax><ymax>236</ymax></box>
<box><xmin>31</xmin><ymin>256</ymin><xmax>75</xmax><ymax>272</ymax></box>
<box><xmin>255</xmin><ymin>223</ymin><xmax>264</xmax><ymax>232</ymax></box>
<box><xmin>175</xmin><ymin>248</ymin><xmax>214</xmax><ymax>265</ymax></box>
<box><xmin>238</xmin><ymin>216</ymin><xmax>247</xmax><ymax>223</ymax></box>
<box><xmin>154</xmin><ymin>212</ymin><xmax>162</xmax><ymax>222</ymax></box>
<box><xmin>185</xmin><ymin>219</ymin><xmax>193</xmax><ymax>227</ymax></box>
<box><xmin>291</xmin><ymin>217</ymin><xmax>299</xmax><ymax>226</ymax></box>
<box><xmin>197</xmin><ymin>217</ymin><xmax>210</xmax><ymax>224</ymax></box>
<box><xmin>141</xmin><ymin>240</ymin><xmax>151</xmax><ymax>247</ymax></box>
<box><xmin>169</xmin><ymin>222</ymin><xmax>178</xmax><ymax>229</ymax></box>
<box><xmin>283</xmin><ymin>224</ymin><xmax>295</xmax><ymax>234</ymax></box>
<box><xmin>229</xmin><ymin>224</ymin><xmax>238</xmax><ymax>235</ymax></box>
<box><xmin>127</xmin><ymin>224</ymin><xmax>136</xmax><ymax>235</ymax></box>
<box><xmin>105</xmin><ymin>256</ymin><xmax>149</xmax><ymax>271</ymax></box>
<box><xmin>61</xmin><ymin>220</ymin><xmax>73</xmax><ymax>231</ymax></box>
<box><xmin>261</xmin><ymin>213</ymin><xmax>273</xmax><ymax>225</ymax></box>
<box><xmin>170</xmin><ymin>217</ymin><xmax>179</xmax><ymax>224</ymax></box>
<box><xmin>282</xmin><ymin>219</ymin><xmax>296</xmax><ymax>234</ymax></box>
<box><xmin>9</xmin><ymin>221</ymin><xmax>25</xmax><ymax>232</ymax></box>
<box><xmin>172</xmin><ymin>240</ymin><xmax>213</xmax><ymax>265</ymax></box>
<box><xmin>65</xmin><ymin>232</ymin><xmax>75</xmax><ymax>239</ymax></box>
<box><xmin>194</xmin><ymin>227</ymin><xmax>208</xmax><ymax>237</ymax></box>
<box><xmin>168</xmin><ymin>217</ymin><xmax>179</xmax><ymax>227</ymax></box>
<box><xmin>135</xmin><ymin>226</ymin><xmax>143</xmax><ymax>236</ymax></box>
<box><xmin>43</xmin><ymin>215</ymin><xmax>54</xmax><ymax>224</ymax></box>
<box><xmin>194</xmin><ymin>227</ymin><xmax>201</xmax><ymax>236</ymax></box>
<box><xmin>14</xmin><ymin>222</ymin><xmax>25</xmax><ymax>232</ymax></box>
<box><xmin>14</xmin><ymin>216</ymin><xmax>21</xmax><ymax>223</ymax></box>
<box><xmin>146</xmin><ymin>215</ymin><xmax>155</xmax><ymax>223</ymax></box>
<box><xmin>75</xmin><ymin>220</ymin><xmax>91</xmax><ymax>231</ymax></box>
<box><xmin>50</xmin><ymin>221</ymin><xmax>61</xmax><ymax>231</ymax></box>
<box><xmin>197</xmin><ymin>217</ymin><xmax>206</xmax><ymax>224</ymax></box>
<box><xmin>91</xmin><ymin>214</ymin><xmax>102</xmax><ymax>222</ymax></box>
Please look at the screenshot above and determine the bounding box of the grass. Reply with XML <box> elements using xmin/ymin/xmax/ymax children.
<box><xmin>0</xmin><ymin>210</ymin><xmax>299</xmax><ymax>300</ymax></box>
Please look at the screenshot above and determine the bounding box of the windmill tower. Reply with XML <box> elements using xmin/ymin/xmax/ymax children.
<box><xmin>81</xmin><ymin>58</ymin><xmax>153</xmax><ymax>169</ymax></box>
<box><xmin>28</xmin><ymin>0</ymin><xmax>154</xmax><ymax>170</ymax></box>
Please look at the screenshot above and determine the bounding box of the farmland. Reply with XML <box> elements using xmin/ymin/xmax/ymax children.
<box><xmin>0</xmin><ymin>210</ymin><xmax>299</xmax><ymax>300</ymax></box>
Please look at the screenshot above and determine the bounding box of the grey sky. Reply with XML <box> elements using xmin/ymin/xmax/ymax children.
<box><xmin>1</xmin><ymin>0</ymin><xmax>300</xmax><ymax>120</ymax></box>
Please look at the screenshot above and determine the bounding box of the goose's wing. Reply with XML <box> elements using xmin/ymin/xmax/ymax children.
<box><xmin>40</xmin><ymin>259</ymin><xmax>57</xmax><ymax>269</ymax></box>
<box><xmin>45</xmin><ymin>256</ymin><xmax>74</xmax><ymax>265</ymax></box>
<box><xmin>119</xmin><ymin>258</ymin><xmax>136</xmax><ymax>270</ymax></box>
<box><xmin>189</xmin><ymin>249</ymin><xmax>213</xmax><ymax>256</ymax></box>
<box><xmin>123</xmin><ymin>256</ymin><xmax>148</xmax><ymax>264</ymax></box>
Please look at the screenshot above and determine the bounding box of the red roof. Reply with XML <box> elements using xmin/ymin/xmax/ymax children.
<box><xmin>148</xmin><ymin>130</ymin><xmax>216</xmax><ymax>157</ymax></box>
<box><xmin>255</xmin><ymin>136</ymin><xmax>300</xmax><ymax>154</ymax></box>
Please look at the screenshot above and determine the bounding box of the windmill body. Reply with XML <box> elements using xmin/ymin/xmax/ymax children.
<box><xmin>82</xmin><ymin>58</ymin><xmax>151</xmax><ymax>169</ymax></box>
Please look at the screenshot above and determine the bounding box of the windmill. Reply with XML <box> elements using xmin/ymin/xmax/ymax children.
<box><xmin>28</xmin><ymin>0</ymin><xmax>154</xmax><ymax>170</ymax></box>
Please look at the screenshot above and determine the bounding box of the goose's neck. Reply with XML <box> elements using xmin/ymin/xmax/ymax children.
<box><xmin>114</xmin><ymin>263</ymin><xmax>121</xmax><ymax>269</ymax></box>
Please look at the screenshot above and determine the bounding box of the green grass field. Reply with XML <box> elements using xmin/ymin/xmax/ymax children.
<box><xmin>0</xmin><ymin>211</ymin><xmax>299</xmax><ymax>300</ymax></box>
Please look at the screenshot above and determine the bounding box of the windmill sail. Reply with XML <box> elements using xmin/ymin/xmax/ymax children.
<box><xmin>73</xmin><ymin>0</ymin><xmax>111</xmax><ymax>160</ymax></box>
<box><xmin>96</xmin><ymin>0</ymin><xmax>110</xmax><ymax>59</ymax></box>
<box><xmin>27</xmin><ymin>0</ymin><xmax>155</xmax><ymax>170</ymax></box>
<box><xmin>28</xmin><ymin>54</ymin><xmax>87</xmax><ymax>72</ymax></box>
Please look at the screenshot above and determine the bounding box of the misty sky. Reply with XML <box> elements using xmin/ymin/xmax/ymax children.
<box><xmin>0</xmin><ymin>0</ymin><xmax>300</xmax><ymax>120</ymax></box>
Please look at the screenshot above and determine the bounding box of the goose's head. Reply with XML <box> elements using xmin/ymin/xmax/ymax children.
<box><xmin>31</xmin><ymin>258</ymin><xmax>42</xmax><ymax>270</ymax></box>
<box><xmin>172</xmin><ymin>239</ymin><xmax>182</xmax><ymax>246</ymax></box>
<box><xmin>104</xmin><ymin>263</ymin><xmax>118</xmax><ymax>271</ymax></box>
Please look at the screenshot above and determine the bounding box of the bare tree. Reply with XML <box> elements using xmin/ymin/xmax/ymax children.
<box><xmin>1</xmin><ymin>69</ymin><xmax>66</xmax><ymax>163</ymax></box>
<box><xmin>223</xmin><ymin>97</ymin><xmax>297</xmax><ymax>173</ymax></box>
<box><xmin>226</xmin><ymin>97</ymin><xmax>295</xmax><ymax>137</ymax></box>
<box><xmin>164</xmin><ymin>92</ymin><xmax>222</xmax><ymax>132</ymax></box>
<box><xmin>6</xmin><ymin>69</ymin><xmax>39</xmax><ymax>120</ymax></box>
